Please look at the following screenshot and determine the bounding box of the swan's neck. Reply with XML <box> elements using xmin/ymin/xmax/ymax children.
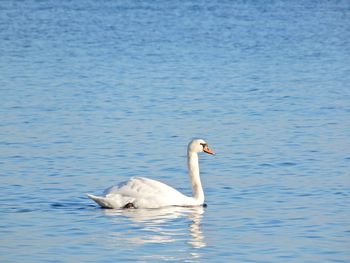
<box><xmin>187</xmin><ymin>151</ymin><xmax>204</xmax><ymax>203</ymax></box>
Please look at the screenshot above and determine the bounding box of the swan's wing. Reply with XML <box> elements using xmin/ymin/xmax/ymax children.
<box><xmin>104</xmin><ymin>177</ymin><xmax>181</xmax><ymax>196</ymax></box>
<box><xmin>103</xmin><ymin>177</ymin><xmax>190</xmax><ymax>208</ymax></box>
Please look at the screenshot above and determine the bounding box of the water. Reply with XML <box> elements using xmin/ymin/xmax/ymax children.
<box><xmin>1</xmin><ymin>0</ymin><xmax>349</xmax><ymax>262</ymax></box>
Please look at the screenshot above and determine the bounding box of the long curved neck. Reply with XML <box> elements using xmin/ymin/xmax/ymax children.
<box><xmin>187</xmin><ymin>151</ymin><xmax>204</xmax><ymax>203</ymax></box>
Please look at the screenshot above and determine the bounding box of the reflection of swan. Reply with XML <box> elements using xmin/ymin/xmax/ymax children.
<box><xmin>104</xmin><ymin>206</ymin><xmax>206</xmax><ymax>249</ymax></box>
<box><xmin>104</xmin><ymin>205</ymin><xmax>203</xmax><ymax>223</ymax></box>
<box><xmin>188</xmin><ymin>209</ymin><xmax>206</xmax><ymax>249</ymax></box>
<box><xmin>87</xmin><ymin>139</ymin><xmax>215</xmax><ymax>209</ymax></box>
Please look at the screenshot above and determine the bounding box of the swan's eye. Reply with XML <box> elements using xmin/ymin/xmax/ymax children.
<box><xmin>200</xmin><ymin>143</ymin><xmax>207</xmax><ymax>149</ymax></box>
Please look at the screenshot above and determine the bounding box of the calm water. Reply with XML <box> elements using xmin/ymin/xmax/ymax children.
<box><xmin>1</xmin><ymin>0</ymin><xmax>350</xmax><ymax>262</ymax></box>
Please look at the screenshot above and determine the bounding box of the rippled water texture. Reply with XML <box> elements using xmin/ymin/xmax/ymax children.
<box><xmin>1</xmin><ymin>0</ymin><xmax>350</xmax><ymax>262</ymax></box>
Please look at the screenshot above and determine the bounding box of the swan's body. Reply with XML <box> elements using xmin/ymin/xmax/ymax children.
<box><xmin>87</xmin><ymin>139</ymin><xmax>215</xmax><ymax>209</ymax></box>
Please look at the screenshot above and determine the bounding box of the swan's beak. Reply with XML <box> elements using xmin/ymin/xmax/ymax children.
<box><xmin>203</xmin><ymin>146</ymin><xmax>215</xmax><ymax>155</ymax></box>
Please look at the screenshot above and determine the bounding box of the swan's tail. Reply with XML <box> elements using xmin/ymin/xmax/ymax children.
<box><xmin>87</xmin><ymin>194</ymin><xmax>116</xmax><ymax>209</ymax></box>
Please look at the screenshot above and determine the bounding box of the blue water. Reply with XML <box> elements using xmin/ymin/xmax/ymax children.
<box><xmin>1</xmin><ymin>0</ymin><xmax>350</xmax><ymax>262</ymax></box>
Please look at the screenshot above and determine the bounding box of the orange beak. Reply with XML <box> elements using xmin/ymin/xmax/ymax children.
<box><xmin>203</xmin><ymin>145</ymin><xmax>215</xmax><ymax>155</ymax></box>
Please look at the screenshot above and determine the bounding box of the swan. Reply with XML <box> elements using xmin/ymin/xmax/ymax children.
<box><xmin>87</xmin><ymin>139</ymin><xmax>215</xmax><ymax>209</ymax></box>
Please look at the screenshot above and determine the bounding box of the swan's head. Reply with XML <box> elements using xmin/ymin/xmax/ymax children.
<box><xmin>188</xmin><ymin>139</ymin><xmax>215</xmax><ymax>155</ymax></box>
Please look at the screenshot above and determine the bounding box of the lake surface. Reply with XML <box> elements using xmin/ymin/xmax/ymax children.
<box><xmin>1</xmin><ymin>0</ymin><xmax>349</xmax><ymax>262</ymax></box>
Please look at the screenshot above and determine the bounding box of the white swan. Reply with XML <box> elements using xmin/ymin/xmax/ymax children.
<box><xmin>87</xmin><ymin>139</ymin><xmax>215</xmax><ymax>209</ymax></box>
